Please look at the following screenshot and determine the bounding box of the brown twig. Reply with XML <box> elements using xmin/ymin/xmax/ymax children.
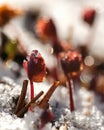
<box><xmin>14</xmin><ymin>80</ymin><xmax>28</xmax><ymax>114</ymax></box>
<box><xmin>16</xmin><ymin>91</ymin><xmax>44</xmax><ymax>117</ymax></box>
<box><xmin>39</xmin><ymin>81</ymin><xmax>60</xmax><ymax>109</ymax></box>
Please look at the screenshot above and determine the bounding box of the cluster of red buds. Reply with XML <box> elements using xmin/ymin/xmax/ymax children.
<box><xmin>59</xmin><ymin>50</ymin><xmax>82</xmax><ymax>76</ymax></box>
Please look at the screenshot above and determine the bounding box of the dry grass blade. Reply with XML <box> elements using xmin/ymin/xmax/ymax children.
<box><xmin>16</xmin><ymin>91</ymin><xmax>44</xmax><ymax>117</ymax></box>
<box><xmin>39</xmin><ymin>81</ymin><xmax>60</xmax><ymax>109</ymax></box>
<box><xmin>14</xmin><ymin>80</ymin><xmax>28</xmax><ymax>114</ymax></box>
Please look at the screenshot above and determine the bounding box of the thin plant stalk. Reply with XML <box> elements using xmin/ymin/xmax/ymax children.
<box><xmin>66</xmin><ymin>75</ymin><xmax>75</xmax><ymax>112</ymax></box>
<box><xmin>30</xmin><ymin>81</ymin><xmax>34</xmax><ymax>100</ymax></box>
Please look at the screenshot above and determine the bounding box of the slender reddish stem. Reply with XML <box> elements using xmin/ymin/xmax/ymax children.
<box><xmin>30</xmin><ymin>81</ymin><xmax>34</xmax><ymax>100</ymax></box>
<box><xmin>67</xmin><ymin>75</ymin><xmax>75</xmax><ymax>112</ymax></box>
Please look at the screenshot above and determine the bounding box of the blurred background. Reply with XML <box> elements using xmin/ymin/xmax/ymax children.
<box><xmin>1</xmin><ymin>0</ymin><xmax>104</xmax><ymax>58</ymax></box>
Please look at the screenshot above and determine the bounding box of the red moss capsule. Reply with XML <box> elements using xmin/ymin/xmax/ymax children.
<box><xmin>35</xmin><ymin>18</ymin><xmax>57</xmax><ymax>41</ymax></box>
<box><xmin>23</xmin><ymin>50</ymin><xmax>46</xmax><ymax>101</ymax></box>
<box><xmin>23</xmin><ymin>50</ymin><xmax>46</xmax><ymax>82</ymax></box>
<box><xmin>82</xmin><ymin>8</ymin><xmax>96</xmax><ymax>26</ymax></box>
<box><xmin>59</xmin><ymin>50</ymin><xmax>82</xmax><ymax>76</ymax></box>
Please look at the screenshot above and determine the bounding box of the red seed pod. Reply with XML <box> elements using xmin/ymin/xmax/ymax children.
<box><xmin>59</xmin><ymin>50</ymin><xmax>82</xmax><ymax>76</ymax></box>
<box><xmin>23</xmin><ymin>50</ymin><xmax>46</xmax><ymax>82</ymax></box>
<box><xmin>82</xmin><ymin>8</ymin><xmax>96</xmax><ymax>26</ymax></box>
<box><xmin>35</xmin><ymin>18</ymin><xmax>57</xmax><ymax>41</ymax></box>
